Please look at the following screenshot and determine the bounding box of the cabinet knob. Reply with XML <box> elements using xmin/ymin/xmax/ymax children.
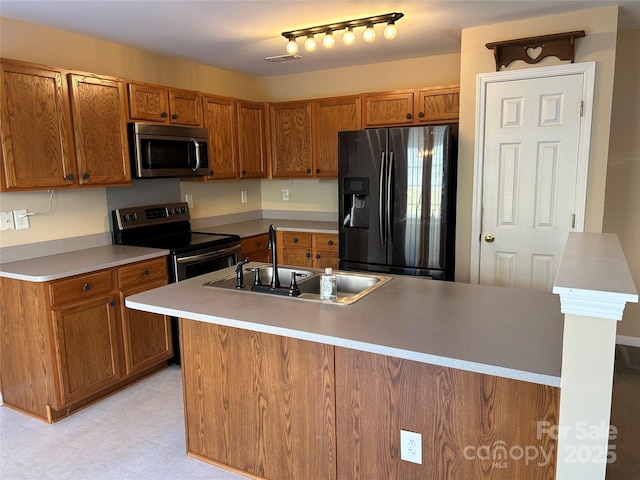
<box><xmin>210</xmin><ymin>170</ymin><xmax>214</xmax><ymax>176</ymax></box>
<box><xmin>242</xmin><ymin>170</ymin><xmax>247</xmax><ymax>175</ymax></box>
<box><xmin>328</xmin><ymin>240</ymin><xmax>334</xmax><ymax>246</ymax></box>
<box><xmin>143</xmin><ymin>269</ymin><xmax>149</xmax><ymax>276</ymax></box>
<box><xmin>160</xmin><ymin>112</ymin><xmax>168</xmax><ymax>118</ymax></box>
<box><xmin>65</xmin><ymin>173</ymin><xmax>74</xmax><ymax>181</ymax></box>
<box><xmin>109</xmin><ymin>300</ymin><xmax>117</xmax><ymax>307</ymax></box>
<box><xmin>316</xmin><ymin>168</ymin><xmax>320</xmax><ymax>174</ymax></box>
<box><xmin>171</xmin><ymin>113</ymin><xmax>178</xmax><ymax>119</ymax></box>
<box><xmin>305</xmin><ymin>253</ymin><xmax>311</xmax><ymax>258</ymax></box>
<box><xmin>82</xmin><ymin>283</ymin><xmax>91</xmax><ymax>291</ymax></box>
<box><xmin>293</xmin><ymin>237</ymin><xmax>299</xmax><ymax>243</ymax></box>
<box><xmin>418</xmin><ymin>111</ymin><xmax>425</xmax><ymax>118</ymax></box>
<box><xmin>82</xmin><ymin>172</ymin><xmax>90</xmax><ymax>180</ymax></box>
<box><xmin>256</xmin><ymin>242</ymin><xmax>261</xmax><ymax>247</ymax></box>
<box><xmin>405</xmin><ymin>113</ymin><xmax>412</xmax><ymax>120</ymax></box>
<box><xmin>306</xmin><ymin>168</ymin><xmax>311</xmax><ymax>174</ymax></box>
<box><xmin>315</xmin><ymin>254</ymin><xmax>321</xmax><ymax>259</ymax></box>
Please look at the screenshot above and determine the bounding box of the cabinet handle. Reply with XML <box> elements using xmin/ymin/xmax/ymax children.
<box><xmin>305</xmin><ymin>252</ymin><xmax>311</xmax><ymax>258</ymax></box>
<box><xmin>82</xmin><ymin>172</ymin><xmax>90</xmax><ymax>180</ymax></box>
<box><xmin>405</xmin><ymin>113</ymin><xmax>412</xmax><ymax>120</ymax></box>
<box><xmin>418</xmin><ymin>111</ymin><xmax>425</xmax><ymax>118</ymax></box>
<box><xmin>143</xmin><ymin>269</ymin><xmax>149</xmax><ymax>276</ymax></box>
<box><xmin>316</xmin><ymin>168</ymin><xmax>320</xmax><ymax>174</ymax></box>
<box><xmin>315</xmin><ymin>254</ymin><xmax>321</xmax><ymax>259</ymax></box>
<box><xmin>242</xmin><ymin>170</ymin><xmax>247</xmax><ymax>175</ymax></box>
<box><xmin>293</xmin><ymin>237</ymin><xmax>299</xmax><ymax>243</ymax></box>
<box><xmin>65</xmin><ymin>173</ymin><xmax>74</xmax><ymax>181</ymax></box>
<box><xmin>82</xmin><ymin>283</ymin><xmax>91</xmax><ymax>291</ymax></box>
<box><xmin>109</xmin><ymin>300</ymin><xmax>117</xmax><ymax>307</ymax></box>
<box><xmin>172</xmin><ymin>113</ymin><xmax>178</xmax><ymax>119</ymax></box>
<box><xmin>160</xmin><ymin>112</ymin><xmax>168</xmax><ymax>118</ymax></box>
<box><xmin>306</xmin><ymin>168</ymin><xmax>311</xmax><ymax>174</ymax></box>
<box><xmin>328</xmin><ymin>240</ymin><xmax>334</xmax><ymax>246</ymax></box>
<box><xmin>210</xmin><ymin>170</ymin><xmax>214</xmax><ymax>176</ymax></box>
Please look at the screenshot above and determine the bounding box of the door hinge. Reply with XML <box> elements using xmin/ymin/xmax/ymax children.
<box><xmin>578</xmin><ymin>100</ymin><xmax>584</xmax><ymax>117</ymax></box>
<box><xmin>571</xmin><ymin>213</ymin><xmax>576</xmax><ymax>229</ymax></box>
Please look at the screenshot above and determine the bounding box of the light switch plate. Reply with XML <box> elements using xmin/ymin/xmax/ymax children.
<box><xmin>185</xmin><ymin>194</ymin><xmax>194</xmax><ymax>208</ymax></box>
<box><xmin>1</xmin><ymin>211</ymin><xmax>15</xmax><ymax>231</ymax></box>
<box><xmin>13</xmin><ymin>209</ymin><xmax>29</xmax><ymax>229</ymax></box>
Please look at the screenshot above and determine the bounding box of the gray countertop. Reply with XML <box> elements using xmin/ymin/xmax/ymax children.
<box><xmin>0</xmin><ymin>245</ymin><xmax>169</xmax><ymax>282</ymax></box>
<box><xmin>196</xmin><ymin>219</ymin><xmax>338</xmax><ymax>238</ymax></box>
<box><xmin>126</xmin><ymin>263</ymin><xmax>564</xmax><ymax>387</ymax></box>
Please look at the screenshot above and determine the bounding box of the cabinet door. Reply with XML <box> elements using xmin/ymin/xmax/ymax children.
<box><xmin>241</xmin><ymin>234</ymin><xmax>271</xmax><ymax>263</ymax></box>
<box><xmin>169</xmin><ymin>89</ymin><xmax>202</xmax><ymax>126</ymax></box>
<box><xmin>120</xmin><ymin>281</ymin><xmax>172</xmax><ymax>376</ymax></box>
<box><xmin>0</xmin><ymin>62</ymin><xmax>77</xmax><ymax>189</ymax></box>
<box><xmin>236</xmin><ymin>100</ymin><xmax>267</xmax><ymax>178</ymax></box>
<box><xmin>52</xmin><ymin>295</ymin><xmax>121</xmax><ymax>406</ymax></box>
<box><xmin>69</xmin><ymin>74</ymin><xmax>130</xmax><ymax>185</ymax></box>
<box><xmin>270</xmin><ymin>101</ymin><xmax>313</xmax><ymax>177</ymax></box>
<box><xmin>313</xmin><ymin>96</ymin><xmax>361</xmax><ymax>177</ymax></box>
<box><xmin>363</xmin><ymin>92</ymin><xmax>414</xmax><ymax>127</ymax></box>
<box><xmin>313</xmin><ymin>233</ymin><xmax>339</xmax><ymax>270</ymax></box>
<box><xmin>416</xmin><ymin>86</ymin><xmax>460</xmax><ymax>124</ymax></box>
<box><xmin>127</xmin><ymin>82</ymin><xmax>169</xmax><ymax>122</ymax></box>
<box><xmin>203</xmin><ymin>94</ymin><xmax>238</xmax><ymax>179</ymax></box>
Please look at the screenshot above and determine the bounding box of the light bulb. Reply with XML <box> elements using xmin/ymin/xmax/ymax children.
<box><xmin>363</xmin><ymin>24</ymin><xmax>376</xmax><ymax>43</ymax></box>
<box><xmin>384</xmin><ymin>22</ymin><xmax>397</xmax><ymax>40</ymax></box>
<box><xmin>304</xmin><ymin>34</ymin><xmax>316</xmax><ymax>52</ymax></box>
<box><xmin>322</xmin><ymin>31</ymin><xmax>336</xmax><ymax>49</ymax></box>
<box><xmin>343</xmin><ymin>27</ymin><xmax>355</xmax><ymax>46</ymax></box>
<box><xmin>286</xmin><ymin>38</ymin><xmax>299</xmax><ymax>54</ymax></box>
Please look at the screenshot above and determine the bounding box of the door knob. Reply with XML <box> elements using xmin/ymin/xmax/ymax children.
<box><xmin>484</xmin><ymin>233</ymin><xmax>495</xmax><ymax>243</ymax></box>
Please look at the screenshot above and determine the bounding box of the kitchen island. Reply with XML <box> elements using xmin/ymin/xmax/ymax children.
<box><xmin>126</xmin><ymin>264</ymin><xmax>563</xmax><ymax>479</ymax></box>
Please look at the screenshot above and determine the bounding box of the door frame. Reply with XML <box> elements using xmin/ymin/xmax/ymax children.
<box><xmin>470</xmin><ymin>62</ymin><xmax>596</xmax><ymax>284</ymax></box>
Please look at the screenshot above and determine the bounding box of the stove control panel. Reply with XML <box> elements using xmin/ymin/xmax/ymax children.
<box><xmin>113</xmin><ymin>202</ymin><xmax>190</xmax><ymax>230</ymax></box>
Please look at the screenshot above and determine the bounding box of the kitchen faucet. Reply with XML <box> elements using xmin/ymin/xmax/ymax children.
<box><xmin>268</xmin><ymin>224</ymin><xmax>280</xmax><ymax>289</ymax></box>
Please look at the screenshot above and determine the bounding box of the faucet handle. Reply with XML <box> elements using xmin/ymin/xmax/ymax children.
<box><xmin>288</xmin><ymin>272</ymin><xmax>308</xmax><ymax>296</ymax></box>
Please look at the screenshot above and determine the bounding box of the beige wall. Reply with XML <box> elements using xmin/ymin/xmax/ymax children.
<box><xmin>603</xmin><ymin>29</ymin><xmax>640</xmax><ymax>339</ymax></box>
<box><xmin>456</xmin><ymin>6</ymin><xmax>619</xmax><ymax>283</ymax></box>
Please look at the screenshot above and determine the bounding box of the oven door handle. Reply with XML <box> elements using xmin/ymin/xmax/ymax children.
<box><xmin>175</xmin><ymin>244</ymin><xmax>240</xmax><ymax>264</ymax></box>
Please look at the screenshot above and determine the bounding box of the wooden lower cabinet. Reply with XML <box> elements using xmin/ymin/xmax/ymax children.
<box><xmin>0</xmin><ymin>257</ymin><xmax>171</xmax><ymax>422</ymax></box>
<box><xmin>179</xmin><ymin>322</ymin><xmax>559</xmax><ymax>480</ymax></box>
<box><xmin>277</xmin><ymin>230</ymin><xmax>339</xmax><ymax>270</ymax></box>
<box><xmin>240</xmin><ymin>233</ymin><xmax>271</xmax><ymax>263</ymax></box>
<box><xmin>181</xmin><ymin>320</ymin><xmax>336</xmax><ymax>480</ymax></box>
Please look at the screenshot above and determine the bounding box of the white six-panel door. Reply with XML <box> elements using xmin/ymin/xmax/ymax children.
<box><xmin>471</xmin><ymin>63</ymin><xmax>595</xmax><ymax>291</ymax></box>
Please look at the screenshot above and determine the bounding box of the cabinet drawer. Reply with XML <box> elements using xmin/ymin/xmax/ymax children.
<box><xmin>49</xmin><ymin>271</ymin><xmax>113</xmax><ymax>306</ymax></box>
<box><xmin>118</xmin><ymin>258</ymin><xmax>168</xmax><ymax>288</ymax></box>
<box><xmin>315</xmin><ymin>233</ymin><xmax>338</xmax><ymax>252</ymax></box>
<box><xmin>241</xmin><ymin>234</ymin><xmax>269</xmax><ymax>253</ymax></box>
<box><xmin>282</xmin><ymin>232</ymin><xmax>312</xmax><ymax>248</ymax></box>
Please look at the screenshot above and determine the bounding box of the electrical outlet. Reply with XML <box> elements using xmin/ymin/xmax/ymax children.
<box><xmin>1</xmin><ymin>211</ymin><xmax>15</xmax><ymax>231</ymax></box>
<box><xmin>400</xmin><ymin>430</ymin><xmax>422</xmax><ymax>464</ymax></box>
<box><xmin>282</xmin><ymin>189</ymin><xmax>290</xmax><ymax>201</ymax></box>
<box><xmin>241</xmin><ymin>190</ymin><xmax>248</xmax><ymax>203</ymax></box>
<box><xmin>13</xmin><ymin>209</ymin><xmax>29</xmax><ymax>230</ymax></box>
<box><xmin>185</xmin><ymin>194</ymin><xmax>194</xmax><ymax>208</ymax></box>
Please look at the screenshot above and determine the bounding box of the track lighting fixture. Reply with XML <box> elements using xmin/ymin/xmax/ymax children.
<box><xmin>281</xmin><ymin>12</ymin><xmax>403</xmax><ymax>53</ymax></box>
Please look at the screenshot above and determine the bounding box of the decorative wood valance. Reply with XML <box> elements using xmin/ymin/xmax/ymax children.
<box><xmin>486</xmin><ymin>30</ymin><xmax>585</xmax><ymax>71</ymax></box>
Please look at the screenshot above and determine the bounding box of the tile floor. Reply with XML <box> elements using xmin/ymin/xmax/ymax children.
<box><xmin>0</xmin><ymin>365</ymin><xmax>246</xmax><ymax>479</ymax></box>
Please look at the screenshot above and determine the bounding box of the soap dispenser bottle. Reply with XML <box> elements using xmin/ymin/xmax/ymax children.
<box><xmin>320</xmin><ymin>267</ymin><xmax>337</xmax><ymax>301</ymax></box>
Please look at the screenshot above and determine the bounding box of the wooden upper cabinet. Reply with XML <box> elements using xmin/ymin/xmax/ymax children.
<box><xmin>69</xmin><ymin>74</ymin><xmax>131</xmax><ymax>185</ymax></box>
<box><xmin>0</xmin><ymin>61</ymin><xmax>77</xmax><ymax>190</ymax></box>
<box><xmin>236</xmin><ymin>100</ymin><xmax>267</xmax><ymax>178</ymax></box>
<box><xmin>127</xmin><ymin>82</ymin><xmax>202</xmax><ymax>126</ymax></box>
<box><xmin>203</xmin><ymin>94</ymin><xmax>238</xmax><ymax>179</ymax></box>
<box><xmin>269</xmin><ymin>101</ymin><xmax>313</xmax><ymax>178</ymax></box>
<box><xmin>416</xmin><ymin>85</ymin><xmax>460</xmax><ymax>124</ymax></box>
<box><xmin>363</xmin><ymin>86</ymin><xmax>460</xmax><ymax>127</ymax></box>
<box><xmin>363</xmin><ymin>91</ymin><xmax>414</xmax><ymax>127</ymax></box>
<box><xmin>313</xmin><ymin>96</ymin><xmax>361</xmax><ymax>177</ymax></box>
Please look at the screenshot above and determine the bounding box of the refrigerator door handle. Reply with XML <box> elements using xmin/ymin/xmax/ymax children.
<box><xmin>379</xmin><ymin>151</ymin><xmax>386</xmax><ymax>246</ymax></box>
<box><xmin>386</xmin><ymin>151</ymin><xmax>394</xmax><ymax>245</ymax></box>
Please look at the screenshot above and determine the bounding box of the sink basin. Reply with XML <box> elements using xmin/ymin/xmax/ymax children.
<box><xmin>203</xmin><ymin>265</ymin><xmax>390</xmax><ymax>305</ymax></box>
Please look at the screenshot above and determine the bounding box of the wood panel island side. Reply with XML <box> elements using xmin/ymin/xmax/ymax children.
<box><xmin>126</xmin><ymin>263</ymin><xmax>563</xmax><ymax>480</ymax></box>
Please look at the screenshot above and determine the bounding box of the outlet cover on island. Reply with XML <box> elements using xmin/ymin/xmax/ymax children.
<box><xmin>282</xmin><ymin>189</ymin><xmax>290</xmax><ymax>201</ymax></box>
<box><xmin>185</xmin><ymin>194</ymin><xmax>194</xmax><ymax>208</ymax></box>
<box><xmin>241</xmin><ymin>190</ymin><xmax>248</xmax><ymax>203</ymax></box>
<box><xmin>400</xmin><ymin>430</ymin><xmax>422</xmax><ymax>464</ymax></box>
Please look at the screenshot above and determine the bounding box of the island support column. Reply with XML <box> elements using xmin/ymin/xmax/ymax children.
<box><xmin>553</xmin><ymin>233</ymin><xmax>638</xmax><ymax>480</ymax></box>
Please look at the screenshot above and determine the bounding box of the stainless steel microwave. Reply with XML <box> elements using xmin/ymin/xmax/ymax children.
<box><xmin>129</xmin><ymin>122</ymin><xmax>211</xmax><ymax>178</ymax></box>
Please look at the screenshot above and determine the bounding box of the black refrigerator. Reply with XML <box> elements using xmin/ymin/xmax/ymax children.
<box><xmin>338</xmin><ymin>125</ymin><xmax>457</xmax><ymax>280</ymax></box>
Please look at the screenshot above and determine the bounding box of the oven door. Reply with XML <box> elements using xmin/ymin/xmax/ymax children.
<box><xmin>171</xmin><ymin>243</ymin><xmax>242</xmax><ymax>282</ymax></box>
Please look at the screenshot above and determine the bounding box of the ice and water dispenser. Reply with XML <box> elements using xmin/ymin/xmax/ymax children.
<box><xmin>342</xmin><ymin>177</ymin><xmax>369</xmax><ymax>228</ymax></box>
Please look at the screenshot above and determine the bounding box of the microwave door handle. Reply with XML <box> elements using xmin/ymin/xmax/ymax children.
<box><xmin>190</xmin><ymin>138</ymin><xmax>201</xmax><ymax>171</ymax></box>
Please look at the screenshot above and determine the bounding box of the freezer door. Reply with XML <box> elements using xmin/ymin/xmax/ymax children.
<box><xmin>338</xmin><ymin>129</ymin><xmax>387</xmax><ymax>266</ymax></box>
<box><xmin>387</xmin><ymin>126</ymin><xmax>453</xmax><ymax>272</ymax></box>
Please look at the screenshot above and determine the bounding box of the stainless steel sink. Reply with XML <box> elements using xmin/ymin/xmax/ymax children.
<box><xmin>203</xmin><ymin>266</ymin><xmax>390</xmax><ymax>305</ymax></box>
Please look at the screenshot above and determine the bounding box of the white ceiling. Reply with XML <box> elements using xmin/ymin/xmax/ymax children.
<box><xmin>2</xmin><ymin>1</ymin><xmax>639</xmax><ymax>77</ymax></box>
